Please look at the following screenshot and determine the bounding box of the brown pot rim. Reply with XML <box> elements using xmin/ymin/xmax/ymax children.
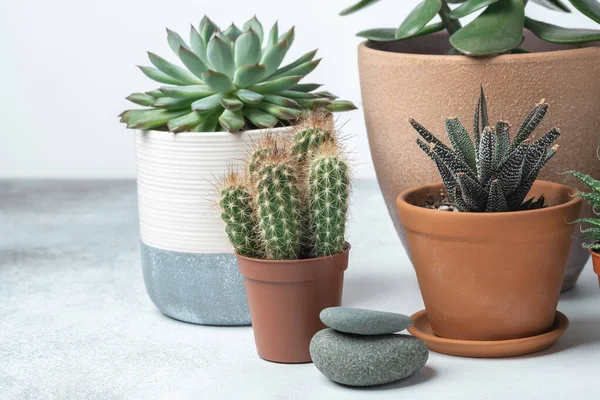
<box><xmin>397</xmin><ymin>180</ymin><xmax>582</xmax><ymax>221</ymax></box>
<box><xmin>358</xmin><ymin>40</ymin><xmax>600</xmax><ymax>63</ymax></box>
<box><xmin>236</xmin><ymin>244</ymin><xmax>351</xmax><ymax>283</ymax></box>
<box><xmin>590</xmin><ymin>248</ymin><xmax>600</xmax><ymax>275</ymax></box>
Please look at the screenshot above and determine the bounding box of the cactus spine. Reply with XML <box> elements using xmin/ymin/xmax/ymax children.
<box><xmin>309</xmin><ymin>142</ymin><xmax>350</xmax><ymax>257</ymax></box>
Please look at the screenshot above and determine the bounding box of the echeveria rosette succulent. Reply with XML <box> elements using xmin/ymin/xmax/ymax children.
<box><xmin>566</xmin><ymin>160</ymin><xmax>600</xmax><ymax>252</ymax></box>
<box><xmin>121</xmin><ymin>16</ymin><xmax>356</xmax><ymax>133</ymax></box>
<box><xmin>340</xmin><ymin>0</ymin><xmax>600</xmax><ymax>56</ymax></box>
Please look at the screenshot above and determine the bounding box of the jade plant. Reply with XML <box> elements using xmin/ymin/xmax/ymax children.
<box><xmin>340</xmin><ymin>0</ymin><xmax>600</xmax><ymax>56</ymax></box>
<box><xmin>411</xmin><ymin>88</ymin><xmax>560</xmax><ymax>212</ymax></box>
<box><xmin>120</xmin><ymin>16</ymin><xmax>356</xmax><ymax>132</ymax></box>
<box><xmin>567</xmin><ymin>161</ymin><xmax>600</xmax><ymax>252</ymax></box>
<box><xmin>218</xmin><ymin>112</ymin><xmax>350</xmax><ymax>259</ymax></box>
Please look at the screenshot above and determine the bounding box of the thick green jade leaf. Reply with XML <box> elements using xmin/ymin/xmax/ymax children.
<box><xmin>236</xmin><ymin>89</ymin><xmax>264</xmax><ymax>103</ymax></box>
<box><xmin>448</xmin><ymin>0</ymin><xmax>499</xmax><ymax>19</ymax></box>
<box><xmin>249</xmin><ymin>75</ymin><xmax>303</xmax><ymax>94</ymax></box>
<box><xmin>395</xmin><ymin>0</ymin><xmax>442</xmax><ymax>40</ymax></box>
<box><xmin>201</xmin><ymin>70</ymin><xmax>236</xmax><ymax>93</ymax></box>
<box><xmin>569</xmin><ymin>0</ymin><xmax>600</xmax><ymax>23</ymax></box>
<box><xmin>243</xmin><ymin>16</ymin><xmax>264</xmax><ymax>44</ymax></box>
<box><xmin>147</xmin><ymin>53</ymin><xmax>200</xmax><ymax>84</ymax></box>
<box><xmin>191</xmin><ymin>93</ymin><xmax>224</xmax><ymax>111</ymax></box>
<box><xmin>178</xmin><ymin>47</ymin><xmax>208</xmax><ymax>79</ymax></box>
<box><xmin>243</xmin><ymin>109</ymin><xmax>278</xmax><ymax>128</ymax></box>
<box><xmin>525</xmin><ymin>17</ymin><xmax>600</xmax><ymax>43</ymax></box>
<box><xmin>160</xmin><ymin>85</ymin><xmax>214</xmax><ymax>98</ymax></box>
<box><xmin>358</xmin><ymin>22</ymin><xmax>444</xmax><ymax>41</ymax></box>
<box><xmin>450</xmin><ymin>0</ymin><xmax>525</xmax><ymax>55</ymax></box>
<box><xmin>261</xmin><ymin>41</ymin><xmax>290</xmax><ymax>75</ymax></box>
<box><xmin>531</xmin><ymin>0</ymin><xmax>571</xmax><ymax>12</ymax></box>
<box><xmin>234</xmin><ymin>29</ymin><xmax>262</xmax><ymax>67</ymax></box>
<box><xmin>207</xmin><ymin>36</ymin><xmax>235</xmax><ymax>77</ymax></box>
<box><xmin>219</xmin><ymin>109</ymin><xmax>245</xmax><ymax>132</ymax></box>
<box><xmin>340</xmin><ymin>0</ymin><xmax>382</xmax><ymax>15</ymax></box>
<box><xmin>233</xmin><ymin>64</ymin><xmax>267</xmax><ymax>88</ymax></box>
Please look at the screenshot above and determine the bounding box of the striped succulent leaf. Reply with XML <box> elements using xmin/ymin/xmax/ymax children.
<box><xmin>411</xmin><ymin>88</ymin><xmax>560</xmax><ymax>212</ymax></box>
<box><xmin>567</xmin><ymin>163</ymin><xmax>600</xmax><ymax>251</ymax></box>
<box><xmin>121</xmin><ymin>16</ymin><xmax>356</xmax><ymax>133</ymax></box>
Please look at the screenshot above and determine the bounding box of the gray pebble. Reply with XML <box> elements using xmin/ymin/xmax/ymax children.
<box><xmin>320</xmin><ymin>307</ymin><xmax>412</xmax><ymax>335</ymax></box>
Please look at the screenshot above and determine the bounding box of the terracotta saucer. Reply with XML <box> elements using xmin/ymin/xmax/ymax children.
<box><xmin>408</xmin><ymin>310</ymin><xmax>569</xmax><ymax>358</ymax></box>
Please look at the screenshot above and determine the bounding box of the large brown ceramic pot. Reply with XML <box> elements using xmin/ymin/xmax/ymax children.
<box><xmin>397</xmin><ymin>181</ymin><xmax>582</xmax><ymax>341</ymax></box>
<box><xmin>358</xmin><ymin>31</ymin><xmax>600</xmax><ymax>291</ymax></box>
<box><xmin>237</xmin><ymin>247</ymin><xmax>350</xmax><ymax>364</ymax></box>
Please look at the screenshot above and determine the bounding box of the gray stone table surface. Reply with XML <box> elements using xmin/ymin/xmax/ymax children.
<box><xmin>1</xmin><ymin>179</ymin><xmax>600</xmax><ymax>400</ymax></box>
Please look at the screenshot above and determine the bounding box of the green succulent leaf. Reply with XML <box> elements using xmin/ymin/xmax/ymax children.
<box><xmin>233</xmin><ymin>63</ymin><xmax>267</xmax><ymax>88</ymax></box>
<box><xmin>243</xmin><ymin>109</ymin><xmax>278</xmax><ymax>128</ymax></box>
<box><xmin>177</xmin><ymin>47</ymin><xmax>208</xmax><ymax>79</ymax></box>
<box><xmin>327</xmin><ymin>100</ymin><xmax>358</xmax><ymax>112</ymax></box>
<box><xmin>207</xmin><ymin>36</ymin><xmax>235</xmax><ymax>77</ymax></box>
<box><xmin>261</xmin><ymin>40</ymin><xmax>290</xmax><ymax>76</ymax></box>
<box><xmin>145</xmin><ymin>89</ymin><xmax>165</xmax><ymax>99</ymax></box>
<box><xmin>525</xmin><ymin>17</ymin><xmax>600</xmax><ymax>43</ymax></box>
<box><xmin>200</xmin><ymin>16</ymin><xmax>219</xmax><ymax>44</ymax></box>
<box><xmin>194</xmin><ymin>108</ymin><xmax>221</xmax><ymax>131</ymax></box>
<box><xmin>395</xmin><ymin>0</ymin><xmax>442</xmax><ymax>40</ymax></box>
<box><xmin>296</xmin><ymin>98</ymin><xmax>332</xmax><ymax>108</ymax></box>
<box><xmin>270</xmin><ymin>49</ymin><xmax>317</xmax><ymax>79</ymax></box>
<box><xmin>159</xmin><ymin>85</ymin><xmax>214</xmax><ymax>99</ymax></box>
<box><xmin>220</xmin><ymin>97</ymin><xmax>244</xmax><ymax>111</ymax></box>
<box><xmin>262</xmin><ymin>94</ymin><xmax>300</xmax><ymax>108</ymax></box>
<box><xmin>292</xmin><ymin>83</ymin><xmax>322</xmax><ymax>92</ymax></box>
<box><xmin>243</xmin><ymin>16</ymin><xmax>264</xmax><ymax>44</ymax></box>
<box><xmin>445</xmin><ymin>118</ymin><xmax>477</xmax><ymax>172</ymax></box>
<box><xmin>252</xmin><ymin>102</ymin><xmax>302</xmax><ymax>120</ymax></box>
<box><xmin>279</xmin><ymin>90</ymin><xmax>318</xmax><ymax>99</ymax></box>
<box><xmin>566</xmin><ymin>170</ymin><xmax>600</xmax><ymax>192</ymax></box>
<box><xmin>138</xmin><ymin>66</ymin><xmax>186</xmax><ymax>85</ymax></box>
<box><xmin>218</xmin><ymin>109</ymin><xmax>245</xmax><ymax>132</ymax></box>
<box><xmin>167</xmin><ymin>111</ymin><xmax>202</xmax><ymax>132</ymax></box>
<box><xmin>314</xmin><ymin>91</ymin><xmax>338</xmax><ymax>99</ymax></box>
<box><xmin>340</xmin><ymin>0</ymin><xmax>382</xmax><ymax>15</ymax></box>
<box><xmin>276</xmin><ymin>59</ymin><xmax>321</xmax><ymax>78</ymax></box>
<box><xmin>147</xmin><ymin>52</ymin><xmax>200</xmax><ymax>84</ymax></box>
<box><xmin>124</xmin><ymin>108</ymin><xmax>189</xmax><ymax>130</ymax></box>
<box><xmin>450</xmin><ymin>0</ymin><xmax>525</xmax><ymax>56</ymax></box>
<box><xmin>279</xmin><ymin>26</ymin><xmax>295</xmax><ymax>49</ymax></box>
<box><xmin>126</xmin><ymin>93</ymin><xmax>156</xmax><ymax>106</ymax></box>
<box><xmin>189</xmin><ymin>25</ymin><xmax>209</xmax><ymax>65</ymax></box>
<box><xmin>569</xmin><ymin>0</ymin><xmax>600</xmax><ymax>23</ymax></box>
<box><xmin>234</xmin><ymin>29</ymin><xmax>262</xmax><ymax>67</ymax></box>
<box><xmin>249</xmin><ymin>75</ymin><xmax>303</xmax><ymax>94</ymax></box>
<box><xmin>223</xmin><ymin>23</ymin><xmax>243</xmax><ymax>41</ymax></box>
<box><xmin>572</xmin><ymin>218</ymin><xmax>600</xmax><ymax>228</ymax></box>
<box><xmin>235</xmin><ymin>88</ymin><xmax>264</xmax><ymax>103</ymax></box>
<box><xmin>357</xmin><ymin>22</ymin><xmax>445</xmax><ymax>41</ymax></box>
<box><xmin>266</xmin><ymin>22</ymin><xmax>279</xmax><ymax>50</ymax></box>
<box><xmin>191</xmin><ymin>93</ymin><xmax>224</xmax><ymax>111</ymax></box>
<box><xmin>448</xmin><ymin>0</ymin><xmax>499</xmax><ymax>19</ymax></box>
<box><xmin>152</xmin><ymin>97</ymin><xmax>194</xmax><ymax>110</ymax></box>
<box><xmin>531</xmin><ymin>0</ymin><xmax>571</xmax><ymax>12</ymax></box>
<box><xmin>166</xmin><ymin>28</ymin><xmax>190</xmax><ymax>55</ymax></box>
<box><xmin>201</xmin><ymin>70</ymin><xmax>236</xmax><ymax>93</ymax></box>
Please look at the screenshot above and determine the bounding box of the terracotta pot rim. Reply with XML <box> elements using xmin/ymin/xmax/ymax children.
<box><xmin>359</xmin><ymin>41</ymin><xmax>600</xmax><ymax>63</ymax></box>
<box><xmin>235</xmin><ymin>244</ymin><xmax>351</xmax><ymax>264</ymax></box>
<box><xmin>397</xmin><ymin>180</ymin><xmax>582</xmax><ymax>219</ymax></box>
<box><xmin>590</xmin><ymin>248</ymin><xmax>600</xmax><ymax>275</ymax></box>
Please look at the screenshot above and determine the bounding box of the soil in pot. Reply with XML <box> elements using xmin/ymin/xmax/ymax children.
<box><xmin>237</xmin><ymin>247</ymin><xmax>350</xmax><ymax>363</ymax></box>
<box><xmin>397</xmin><ymin>180</ymin><xmax>582</xmax><ymax>341</ymax></box>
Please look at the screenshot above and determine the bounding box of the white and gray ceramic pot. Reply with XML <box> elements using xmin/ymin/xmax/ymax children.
<box><xmin>134</xmin><ymin>126</ymin><xmax>292</xmax><ymax>325</ymax></box>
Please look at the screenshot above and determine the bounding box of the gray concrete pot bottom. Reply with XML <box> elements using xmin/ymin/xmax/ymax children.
<box><xmin>140</xmin><ymin>243</ymin><xmax>251</xmax><ymax>325</ymax></box>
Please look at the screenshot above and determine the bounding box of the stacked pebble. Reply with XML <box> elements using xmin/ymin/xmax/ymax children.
<box><xmin>310</xmin><ymin>307</ymin><xmax>429</xmax><ymax>387</ymax></box>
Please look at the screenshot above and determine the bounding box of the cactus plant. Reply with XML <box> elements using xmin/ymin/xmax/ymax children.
<box><xmin>340</xmin><ymin>0</ymin><xmax>600</xmax><ymax>56</ymax></box>
<box><xmin>290</xmin><ymin>110</ymin><xmax>336</xmax><ymax>165</ymax></box>
<box><xmin>411</xmin><ymin>88</ymin><xmax>560</xmax><ymax>212</ymax></box>
<box><xmin>566</xmin><ymin>160</ymin><xmax>600</xmax><ymax>251</ymax></box>
<box><xmin>308</xmin><ymin>142</ymin><xmax>351</xmax><ymax>257</ymax></box>
<box><xmin>217</xmin><ymin>112</ymin><xmax>351</xmax><ymax>260</ymax></box>
<box><xmin>120</xmin><ymin>16</ymin><xmax>356</xmax><ymax>133</ymax></box>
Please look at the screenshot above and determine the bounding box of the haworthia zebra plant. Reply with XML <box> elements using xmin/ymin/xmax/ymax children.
<box><xmin>411</xmin><ymin>88</ymin><xmax>560</xmax><ymax>212</ymax></box>
<box><xmin>217</xmin><ymin>112</ymin><xmax>351</xmax><ymax>259</ymax></box>
<box><xmin>340</xmin><ymin>0</ymin><xmax>600</xmax><ymax>56</ymax></box>
<box><xmin>121</xmin><ymin>16</ymin><xmax>356</xmax><ymax>133</ymax></box>
<box><xmin>566</xmin><ymin>160</ymin><xmax>600</xmax><ymax>252</ymax></box>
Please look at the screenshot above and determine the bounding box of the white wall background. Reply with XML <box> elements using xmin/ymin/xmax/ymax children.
<box><xmin>0</xmin><ymin>0</ymin><xmax>596</xmax><ymax>179</ymax></box>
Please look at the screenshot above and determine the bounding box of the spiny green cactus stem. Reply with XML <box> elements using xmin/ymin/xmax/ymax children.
<box><xmin>218</xmin><ymin>170</ymin><xmax>261</xmax><ymax>258</ymax></box>
<box><xmin>567</xmin><ymin>162</ymin><xmax>600</xmax><ymax>251</ymax></box>
<box><xmin>246</xmin><ymin>133</ymin><xmax>279</xmax><ymax>185</ymax></box>
<box><xmin>255</xmin><ymin>152</ymin><xmax>302</xmax><ymax>260</ymax></box>
<box><xmin>308</xmin><ymin>142</ymin><xmax>350</xmax><ymax>257</ymax></box>
<box><xmin>411</xmin><ymin>87</ymin><xmax>560</xmax><ymax>213</ymax></box>
<box><xmin>291</xmin><ymin>110</ymin><xmax>336</xmax><ymax>164</ymax></box>
<box><xmin>121</xmin><ymin>16</ymin><xmax>356</xmax><ymax>133</ymax></box>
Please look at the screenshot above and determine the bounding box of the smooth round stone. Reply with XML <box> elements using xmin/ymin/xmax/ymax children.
<box><xmin>320</xmin><ymin>307</ymin><xmax>412</xmax><ymax>335</ymax></box>
<box><xmin>310</xmin><ymin>329</ymin><xmax>429</xmax><ymax>387</ymax></box>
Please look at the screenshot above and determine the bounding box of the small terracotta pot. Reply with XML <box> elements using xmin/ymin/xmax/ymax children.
<box><xmin>237</xmin><ymin>247</ymin><xmax>350</xmax><ymax>363</ymax></box>
<box><xmin>397</xmin><ymin>181</ymin><xmax>582</xmax><ymax>341</ymax></box>
<box><xmin>590</xmin><ymin>249</ymin><xmax>600</xmax><ymax>287</ymax></box>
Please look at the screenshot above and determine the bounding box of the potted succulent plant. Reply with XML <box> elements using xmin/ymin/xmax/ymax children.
<box><xmin>120</xmin><ymin>16</ymin><xmax>355</xmax><ymax>326</ymax></box>
<box><xmin>217</xmin><ymin>116</ymin><xmax>351</xmax><ymax>363</ymax></box>
<box><xmin>396</xmin><ymin>90</ymin><xmax>582</xmax><ymax>347</ymax></box>
<box><xmin>566</xmin><ymin>163</ymin><xmax>600</xmax><ymax>286</ymax></box>
<box><xmin>341</xmin><ymin>0</ymin><xmax>600</xmax><ymax>290</ymax></box>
